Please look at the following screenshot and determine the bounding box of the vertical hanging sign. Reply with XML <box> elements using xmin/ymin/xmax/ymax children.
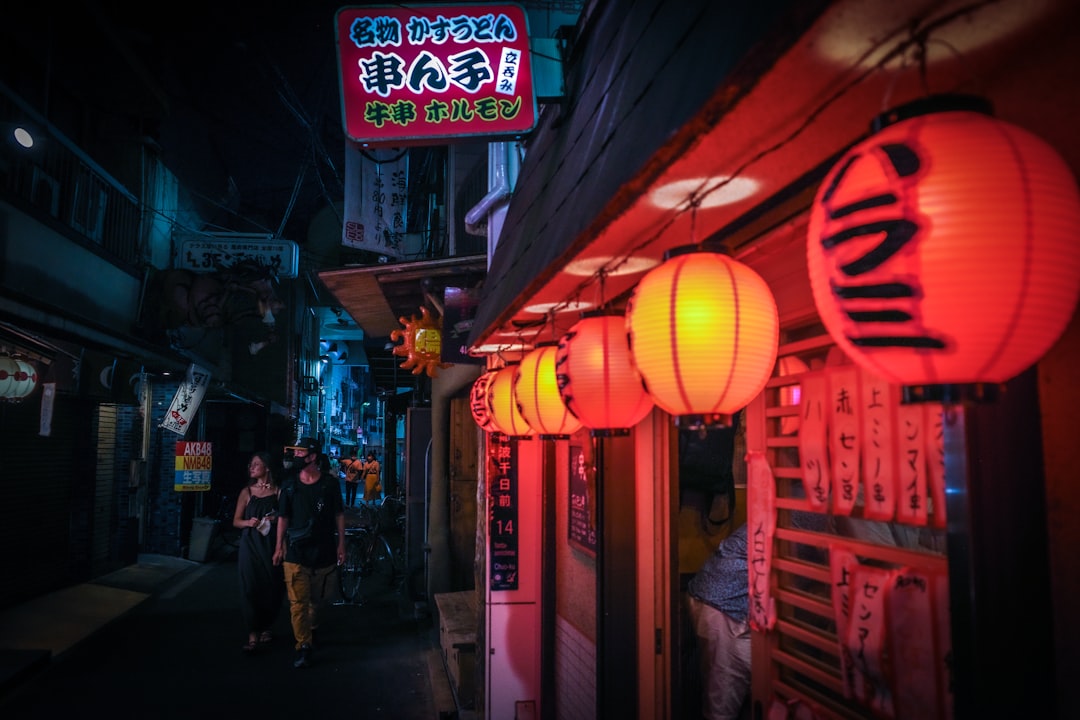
<box><xmin>568</xmin><ymin>444</ymin><xmax>597</xmax><ymax>555</ymax></box>
<box><xmin>342</xmin><ymin>146</ymin><xmax>409</xmax><ymax>257</ymax></box>
<box><xmin>487</xmin><ymin>432</ymin><xmax>519</xmax><ymax>591</ymax></box>
<box><xmin>161</xmin><ymin>364</ymin><xmax>211</xmax><ymax>436</ymax></box>
<box><xmin>336</xmin><ymin>3</ymin><xmax>538</xmax><ymax>145</ymax></box>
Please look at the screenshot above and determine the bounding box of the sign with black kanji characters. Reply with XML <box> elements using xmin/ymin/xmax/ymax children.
<box><xmin>487</xmin><ymin>432</ymin><xmax>518</xmax><ymax>591</ymax></box>
<box><xmin>336</xmin><ymin>3</ymin><xmax>538</xmax><ymax>144</ymax></box>
<box><xmin>161</xmin><ymin>364</ymin><xmax>211</xmax><ymax>436</ymax></box>
<box><xmin>568</xmin><ymin>444</ymin><xmax>597</xmax><ymax>556</ymax></box>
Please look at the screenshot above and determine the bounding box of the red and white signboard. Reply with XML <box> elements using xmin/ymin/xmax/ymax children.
<box><xmin>161</xmin><ymin>364</ymin><xmax>211</xmax><ymax>436</ymax></box>
<box><xmin>336</xmin><ymin>3</ymin><xmax>538</xmax><ymax>144</ymax></box>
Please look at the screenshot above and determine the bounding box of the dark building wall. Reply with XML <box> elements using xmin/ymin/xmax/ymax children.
<box><xmin>143</xmin><ymin>381</ymin><xmax>187</xmax><ymax>556</ymax></box>
<box><xmin>0</xmin><ymin>391</ymin><xmax>92</xmax><ymax>609</ymax></box>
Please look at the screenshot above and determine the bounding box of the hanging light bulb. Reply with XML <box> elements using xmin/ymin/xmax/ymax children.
<box><xmin>556</xmin><ymin>312</ymin><xmax>654</xmax><ymax>437</ymax></box>
<box><xmin>626</xmin><ymin>245</ymin><xmax>779</xmax><ymax>426</ymax></box>
<box><xmin>487</xmin><ymin>363</ymin><xmax>535</xmax><ymax>437</ymax></box>
<box><xmin>515</xmin><ymin>343</ymin><xmax>582</xmax><ymax>439</ymax></box>
<box><xmin>807</xmin><ymin>95</ymin><xmax>1080</xmax><ymax>400</ymax></box>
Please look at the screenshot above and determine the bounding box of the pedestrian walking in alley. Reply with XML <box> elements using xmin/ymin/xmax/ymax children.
<box><xmin>233</xmin><ymin>451</ymin><xmax>285</xmax><ymax>653</ymax></box>
<box><xmin>341</xmin><ymin>451</ymin><xmax>362</xmax><ymax>506</ymax></box>
<box><xmin>362</xmin><ymin>452</ymin><xmax>382</xmax><ymax>505</ymax></box>
<box><xmin>273</xmin><ymin>438</ymin><xmax>345</xmax><ymax>668</ymax></box>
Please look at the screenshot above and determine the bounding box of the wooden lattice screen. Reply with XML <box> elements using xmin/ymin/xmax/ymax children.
<box><xmin>745</xmin><ymin>329</ymin><xmax>952</xmax><ymax>720</ymax></box>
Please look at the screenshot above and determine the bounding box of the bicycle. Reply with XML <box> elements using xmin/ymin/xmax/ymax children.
<box><xmin>196</xmin><ymin>492</ymin><xmax>240</xmax><ymax>561</ymax></box>
<box><xmin>338</xmin><ymin>502</ymin><xmax>403</xmax><ymax>604</ymax></box>
<box><xmin>213</xmin><ymin>493</ymin><xmax>241</xmax><ymax>548</ymax></box>
<box><xmin>378</xmin><ymin>492</ymin><xmax>407</xmax><ymax>538</ymax></box>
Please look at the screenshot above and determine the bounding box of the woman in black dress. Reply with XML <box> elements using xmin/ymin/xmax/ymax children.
<box><xmin>233</xmin><ymin>451</ymin><xmax>285</xmax><ymax>652</ymax></box>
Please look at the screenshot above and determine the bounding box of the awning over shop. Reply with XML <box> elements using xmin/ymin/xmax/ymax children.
<box><xmin>466</xmin><ymin>0</ymin><xmax>826</xmax><ymax>351</ymax></box>
<box><xmin>467</xmin><ymin>0</ymin><xmax>1075</xmax><ymax>356</ymax></box>
<box><xmin>315</xmin><ymin>254</ymin><xmax>487</xmax><ymax>391</ymax></box>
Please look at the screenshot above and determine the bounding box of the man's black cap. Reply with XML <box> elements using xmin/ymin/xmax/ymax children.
<box><xmin>285</xmin><ymin>437</ymin><xmax>320</xmax><ymax>454</ymax></box>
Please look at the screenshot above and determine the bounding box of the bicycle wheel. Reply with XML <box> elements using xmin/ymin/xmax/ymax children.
<box><xmin>339</xmin><ymin>530</ymin><xmax>369</xmax><ymax>603</ymax></box>
<box><xmin>363</xmin><ymin>532</ymin><xmax>398</xmax><ymax>597</ymax></box>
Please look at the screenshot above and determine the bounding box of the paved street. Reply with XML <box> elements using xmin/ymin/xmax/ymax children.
<box><xmin>0</xmin><ymin>545</ymin><xmax>455</xmax><ymax>719</ymax></box>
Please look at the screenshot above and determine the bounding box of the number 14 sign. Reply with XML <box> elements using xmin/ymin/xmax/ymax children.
<box><xmin>487</xmin><ymin>433</ymin><xmax>518</xmax><ymax>591</ymax></box>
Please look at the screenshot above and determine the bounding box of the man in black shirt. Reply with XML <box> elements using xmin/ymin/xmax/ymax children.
<box><xmin>273</xmin><ymin>438</ymin><xmax>345</xmax><ymax>668</ymax></box>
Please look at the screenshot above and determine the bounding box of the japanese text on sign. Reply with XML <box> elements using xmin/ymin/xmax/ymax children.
<box><xmin>161</xmin><ymin>364</ymin><xmax>211</xmax><ymax>436</ymax></box>
<box><xmin>342</xmin><ymin>146</ymin><xmax>409</xmax><ymax>257</ymax></box>
<box><xmin>568</xmin><ymin>445</ymin><xmax>597</xmax><ymax>555</ymax></box>
<box><xmin>337</xmin><ymin>4</ymin><xmax>537</xmax><ymax>144</ymax></box>
<box><xmin>487</xmin><ymin>433</ymin><xmax>518</xmax><ymax>591</ymax></box>
<box><xmin>177</xmin><ymin>235</ymin><xmax>299</xmax><ymax>278</ymax></box>
<box><xmin>174</xmin><ymin>441</ymin><xmax>212</xmax><ymax>492</ymax></box>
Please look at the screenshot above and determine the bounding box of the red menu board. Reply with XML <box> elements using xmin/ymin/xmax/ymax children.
<box><xmin>336</xmin><ymin>3</ymin><xmax>538</xmax><ymax>145</ymax></box>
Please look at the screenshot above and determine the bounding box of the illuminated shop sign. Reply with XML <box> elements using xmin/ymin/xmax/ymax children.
<box><xmin>177</xmin><ymin>234</ymin><xmax>299</xmax><ymax>278</ymax></box>
<box><xmin>336</xmin><ymin>3</ymin><xmax>537</xmax><ymax>144</ymax></box>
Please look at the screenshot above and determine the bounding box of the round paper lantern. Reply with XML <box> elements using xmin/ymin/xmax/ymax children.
<box><xmin>0</xmin><ymin>355</ymin><xmax>18</xmax><ymax>398</ymax></box>
<box><xmin>0</xmin><ymin>355</ymin><xmax>37</xmax><ymax>400</ymax></box>
<box><xmin>626</xmin><ymin>246</ymin><xmax>779</xmax><ymax>423</ymax></box>
<box><xmin>487</xmin><ymin>364</ymin><xmax>534</xmax><ymax>437</ymax></box>
<box><xmin>469</xmin><ymin>370</ymin><xmax>497</xmax><ymax>432</ymax></box>
<box><xmin>10</xmin><ymin>358</ymin><xmax>38</xmax><ymax>399</ymax></box>
<box><xmin>808</xmin><ymin>95</ymin><xmax>1080</xmax><ymax>389</ymax></box>
<box><xmin>515</xmin><ymin>343</ymin><xmax>582</xmax><ymax>439</ymax></box>
<box><xmin>556</xmin><ymin>312</ymin><xmax>654</xmax><ymax>436</ymax></box>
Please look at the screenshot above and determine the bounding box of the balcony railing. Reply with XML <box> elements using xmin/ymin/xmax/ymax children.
<box><xmin>0</xmin><ymin>83</ymin><xmax>143</xmax><ymax>270</ymax></box>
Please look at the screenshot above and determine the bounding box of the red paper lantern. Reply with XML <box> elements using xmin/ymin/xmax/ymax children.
<box><xmin>808</xmin><ymin>96</ymin><xmax>1080</xmax><ymax>390</ymax></box>
<box><xmin>556</xmin><ymin>312</ymin><xmax>654</xmax><ymax>436</ymax></box>
<box><xmin>487</xmin><ymin>364</ymin><xmax>534</xmax><ymax>437</ymax></box>
<box><xmin>515</xmin><ymin>343</ymin><xmax>582</xmax><ymax>439</ymax></box>
<box><xmin>469</xmin><ymin>370</ymin><xmax>497</xmax><ymax>432</ymax></box>
<box><xmin>626</xmin><ymin>246</ymin><xmax>779</xmax><ymax>423</ymax></box>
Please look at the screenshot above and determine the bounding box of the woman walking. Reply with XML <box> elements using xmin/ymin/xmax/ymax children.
<box><xmin>233</xmin><ymin>451</ymin><xmax>286</xmax><ymax>652</ymax></box>
<box><xmin>362</xmin><ymin>452</ymin><xmax>382</xmax><ymax>505</ymax></box>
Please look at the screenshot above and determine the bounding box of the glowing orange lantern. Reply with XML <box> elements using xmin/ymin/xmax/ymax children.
<box><xmin>515</xmin><ymin>343</ymin><xmax>582</xmax><ymax>439</ymax></box>
<box><xmin>487</xmin><ymin>364</ymin><xmax>534</xmax><ymax>437</ymax></box>
<box><xmin>556</xmin><ymin>312</ymin><xmax>654</xmax><ymax>436</ymax></box>
<box><xmin>0</xmin><ymin>355</ymin><xmax>37</xmax><ymax>401</ymax></box>
<box><xmin>626</xmin><ymin>246</ymin><xmax>779</xmax><ymax>424</ymax></box>
<box><xmin>469</xmin><ymin>370</ymin><xmax>497</xmax><ymax>432</ymax></box>
<box><xmin>808</xmin><ymin>96</ymin><xmax>1080</xmax><ymax>391</ymax></box>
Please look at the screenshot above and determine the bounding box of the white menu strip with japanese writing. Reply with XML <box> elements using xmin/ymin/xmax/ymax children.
<box><xmin>798</xmin><ymin>371</ymin><xmax>830</xmax><ymax>512</ymax></box>
<box><xmin>747</xmin><ymin>450</ymin><xmax>777</xmax><ymax>632</ymax></box>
